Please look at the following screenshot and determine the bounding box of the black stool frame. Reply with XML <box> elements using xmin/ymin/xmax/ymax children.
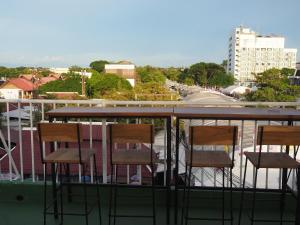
<box><xmin>181</xmin><ymin>126</ymin><xmax>238</xmax><ymax>225</ymax></box>
<box><xmin>238</xmin><ymin>126</ymin><xmax>300</xmax><ymax>225</ymax></box>
<box><xmin>108</xmin><ymin>124</ymin><xmax>156</xmax><ymax>225</ymax></box>
<box><xmin>38</xmin><ymin>123</ymin><xmax>102</xmax><ymax>225</ymax></box>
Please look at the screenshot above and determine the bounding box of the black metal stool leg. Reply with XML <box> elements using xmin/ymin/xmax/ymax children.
<box><xmin>151</xmin><ymin>163</ymin><xmax>156</xmax><ymax>225</ymax></box>
<box><xmin>59</xmin><ymin>164</ymin><xmax>64</xmax><ymax>225</ymax></box>
<box><xmin>250</xmin><ymin>168</ymin><xmax>259</xmax><ymax>225</ymax></box>
<box><xmin>66</xmin><ymin>164</ymin><xmax>72</xmax><ymax>203</ymax></box>
<box><xmin>113</xmin><ymin>165</ymin><xmax>118</xmax><ymax>225</ymax></box>
<box><xmin>296</xmin><ymin>167</ymin><xmax>300</xmax><ymax>225</ymax></box>
<box><xmin>82</xmin><ymin>164</ymin><xmax>89</xmax><ymax>225</ymax></box>
<box><xmin>51</xmin><ymin>163</ymin><xmax>59</xmax><ymax>220</ymax></box>
<box><xmin>108</xmin><ymin>164</ymin><xmax>114</xmax><ymax>225</ymax></box>
<box><xmin>93</xmin><ymin>155</ymin><xmax>102</xmax><ymax>225</ymax></box>
<box><xmin>230</xmin><ymin>168</ymin><xmax>233</xmax><ymax>225</ymax></box>
<box><xmin>280</xmin><ymin>168</ymin><xmax>288</xmax><ymax>225</ymax></box>
<box><xmin>44</xmin><ymin>163</ymin><xmax>47</xmax><ymax>225</ymax></box>
<box><xmin>222</xmin><ymin>168</ymin><xmax>225</xmax><ymax>225</ymax></box>
<box><xmin>181</xmin><ymin>164</ymin><xmax>188</xmax><ymax>225</ymax></box>
<box><xmin>185</xmin><ymin>165</ymin><xmax>192</xmax><ymax>225</ymax></box>
<box><xmin>238</xmin><ymin>158</ymin><xmax>248</xmax><ymax>225</ymax></box>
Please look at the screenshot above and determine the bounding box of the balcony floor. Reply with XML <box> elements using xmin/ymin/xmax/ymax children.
<box><xmin>0</xmin><ymin>182</ymin><xmax>298</xmax><ymax>225</ymax></box>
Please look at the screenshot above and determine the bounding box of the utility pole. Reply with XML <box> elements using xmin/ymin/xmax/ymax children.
<box><xmin>81</xmin><ymin>70</ymin><xmax>86</xmax><ymax>96</ymax></box>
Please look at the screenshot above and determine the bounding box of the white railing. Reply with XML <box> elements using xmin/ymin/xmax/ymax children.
<box><xmin>0</xmin><ymin>99</ymin><xmax>299</xmax><ymax>192</ymax></box>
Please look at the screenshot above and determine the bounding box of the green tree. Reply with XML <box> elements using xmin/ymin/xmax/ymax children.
<box><xmin>38</xmin><ymin>72</ymin><xmax>82</xmax><ymax>94</ymax></box>
<box><xmin>281</xmin><ymin>68</ymin><xmax>296</xmax><ymax>77</ymax></box>
<box><xmin>188</xmin><ymin>62</ymin><xmax>207</xmax><ymax>85</ymax></box>
<box><xmin>69</xmin><ymin>65</ymin><xmax>83</xmax><ymax>72</ymax></box>
<box><xmin>183</xmin><ymin>77</ymin><xmax>194</xmax><ymax>86</ymax></box>
<box><xmin>179</xmin><ymin>62</ymin><xmax>227</xmax><ymax>86</ymax></box>
<box><xmin>136</xmin><ymin>66</ymin><xmax>166</xmax><ymax>84</ymax></box>
<box><xmin>89</xmin><ymin>60</ymin><xmax>109</xmax><ymax>73</ymax></box>
<box><xmin>133</xmin><ymin>82</ymin><xmax>177</xmax><ymax>100</ymax></box>
<box><xmin>86</xmin><ymin>73</ymin><xmax>132</xmax><ymax>98</ymax></box>
<box><xmin>245</xmin><ymin>68</ymin><xmax>300</xmax><ymax>102</ymax></box>
<box><xmin>163</xmin><ymin>67</ymin><xmax>181</xmax><ymax>81</ymax></box>
<box><xmin>208</xmin><ymin>72</ymin><xmax>234</xmax><ymax>88</ymax></box>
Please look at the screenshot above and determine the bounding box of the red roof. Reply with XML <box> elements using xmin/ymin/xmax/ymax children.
<box><xmin>5</xmin><ymin>78</ymin><xmax>36</xmax><ymax>91</ymax></box>
<box><xmin>19</xmin><ymin>74</ymin><xmax>36</xmax><ymax>81</ymax></box>
<box><xmin>36</xmin><ymin>77</ymin><xmax>56</xmax><ymax>86</ymax></box>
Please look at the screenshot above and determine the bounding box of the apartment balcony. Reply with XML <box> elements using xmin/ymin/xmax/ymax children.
<box><xmin>0</xmin><ymin>99</ymin><xmax>299</xmax><ymax>225</ymax></box>
<box><xmin>1</xmin><ymin>182</ymin><xmax>298</xmax><ymax>225</ymax></box>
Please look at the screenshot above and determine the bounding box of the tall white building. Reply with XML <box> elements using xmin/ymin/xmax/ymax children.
<box><xmin>227</xmin><ymin>27</ymin><xmax>297</xmax><ymax>85</ymax></box>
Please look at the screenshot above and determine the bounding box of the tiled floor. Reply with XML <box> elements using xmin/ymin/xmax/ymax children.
<box><xmin>0</xmin><ymin>182</ymin><xmax>297</xmax><ymax>225</ymax></box>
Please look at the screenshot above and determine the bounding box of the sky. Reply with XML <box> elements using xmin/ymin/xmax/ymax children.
<box><xmin>0</xmin><ymin>0</ymin><xmax>299</xmax><ymax>68</ymax></box>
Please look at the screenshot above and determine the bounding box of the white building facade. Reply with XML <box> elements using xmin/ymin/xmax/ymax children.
<box><xmin>104</xmin><ymin>62</ymin><xmax>136</xmax><ymax>87</ymax></box>
<box><xmin>227</xmin><ymin>27</ymin><xmax>297</xmax><ymax>85</ymax></box>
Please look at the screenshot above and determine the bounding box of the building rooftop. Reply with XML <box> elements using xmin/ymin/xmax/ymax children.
<box><xmin>1</xmin><ymin>78</ymin><xmax>36</xmax><ymax>91</ymax></box>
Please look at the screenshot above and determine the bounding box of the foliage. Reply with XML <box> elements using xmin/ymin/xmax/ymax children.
<box><xmin>162</xmin><ymin>67</ymin><xmax>181</xmax><ymax>81</ymax></box>
<box><xmin>245</xmin><ymin>68</ymin><xmax>300</xmax><ymax>102</ymax></box>
<box><xmin>38</xmin><ymin>72</ymin><xmax>82</xmax><ymax>94</ymax></box>
<box><xmin>136</xmin><ymin>66</ymin><xmax>166</xmax><ymax>84</ymax></box>
<box><xmin>86</xmin><ymin>73</ymin><xmax>132</xmax><ymax>98</ymax></box>
<box><xmin>209</xmin><ymin>72</ymin><xmax>235</xmax><ymax>87</ymax></box>
<box><xmin>69</xmin><ymin>65</ymin><xmax>83</xmax><ymax>72</ymax></box>
<box><xmin>178</xmin><ymin>62</ymin><xmax>233</xmax><ymax>87</ymax></box>
<box><xmin>89</xmin><ymin>60</ymin><xmax>109</xmax><ymax>73</ymax></box>
<box><xmin>183</xmin><ymin>77</ymin><xmax>194</xmax><ymax>86</ymax></box>
<box><xmin>133</xmin><ymin>82</ymin><xmax>178</xmax><ymax>100</ymax></box>
<box><xmin>0</xmin><ymin>66</ymin><xmax>33</xmax><ymax>78</ymax></box>
<box><xmin>281</xmin><ymin>68</ymin><xmax>295</xmax><ymax>77</ymax></box>
<box><xmin>39</xmin><ymin>68</ymin><xmax>51</xmax><ymax>77</ymax></box>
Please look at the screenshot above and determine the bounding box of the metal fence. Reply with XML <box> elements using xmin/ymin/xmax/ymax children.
<box><xmin>0</xmin><ymin>99</ymin><xmax>299</xmax><ymax>192</ymax></box>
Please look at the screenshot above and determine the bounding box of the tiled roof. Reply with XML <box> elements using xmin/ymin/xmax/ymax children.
<box><xmin>49</xmin><ymin>73</ymin><xmax>62</xmax><ymax>79</ymax></box>
<box><xmin>36</xmin><ymin>77</ymin><xmax>56</xmax><ymax>86</ymax></box>
<box><xmin>4</xmin><ymin>78</ymin><xmax>36</xmax><ymax>91</ymax></box>
<box><xmin>19</xmin><ymin>74</ymin><xmax>36</xmax><ymax>81</ymax></box>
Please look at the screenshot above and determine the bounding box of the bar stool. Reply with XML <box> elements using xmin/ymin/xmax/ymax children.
<box><xmin>238</xmin><ymin>125</ymin><xmax>300</xmax><ymax>225</ymax></box>
<box><xmin>108</xmin><ymin>124</ymin><xmax>156</xmax><ymax>225</ymax></box>
<box><xmin>181</xmin><ymin>125</ymin><xmax>238</xmax><ymax>225</ymax></box>
<box><xmin>37</xmin><ymin>122</ymin><xmax>102</xmax><ymax>225</ymax></box>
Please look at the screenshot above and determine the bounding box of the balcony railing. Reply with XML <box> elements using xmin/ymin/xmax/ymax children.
<box><xmin>0</xmin><ymin>99</ymin><xmax>299</xmax><ymax>194</ymax></box>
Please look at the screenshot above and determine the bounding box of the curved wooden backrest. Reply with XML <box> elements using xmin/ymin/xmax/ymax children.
<box><xmin>110</xmin><ymin>124</ymin><xmax>154</xmax><ymax>144</ymax></box>
<box><xmin>257</xmin><ymin>125</ymin><xmax>300</xmax><ymax>145</ymax></box>
<box><xmin>189</xmin><ymin>126</ymin><xmax>238</xmax><ymax>145</ymax></box>
<box><xmin>38</xmin><ymin>123</ymin><xmax>82</xmax><ymax>143</ymax></box>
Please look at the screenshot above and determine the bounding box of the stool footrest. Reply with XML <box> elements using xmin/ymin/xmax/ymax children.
<box><xmin>186</xmin><ymin>216</ymin><xmax>233</xmax><ymax>221</ymax></box>
<box><xmin>110</xmin><ymin>214</ymin><xmax>154</xmax><ymax>218</ymax></box>
<box><xmin>251</xmin><ymin>218</ymin><xmax>295</xmax><ymax>223</ymax></box>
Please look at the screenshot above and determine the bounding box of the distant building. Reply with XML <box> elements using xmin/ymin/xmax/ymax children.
<box><xmin>74</xmin><ymin>71</ymin><xmax>92</xmax><ymax>78</ymax></box>
<box><xmin>36</xmin><ymin>77</ymin><xmax>57</xmax><ymax>87</ymax></box>
<box><xmin>290</xmin><ymin>63</ymin><xmax>300</xmax><ymax>85</ymax></box>
<box><xmin>228</xmin><ymin>26</ymin><xmax>297</xmax><ymax>85</ymax></box>
<box><xmin>49</xmin><ymin>67</ymin><xmax>69</xmax><ymax>74</ymax></box>
<box><xmin>0</xmin><ymin>78</ymin><xmax>36</xmax><ymax>99</ymax></box>
<box><xmin>19</xmin><ymin>74</ymin><xmax>36</xmax><ymax>82</ymax></box>
<box><xmin>104</xmin><ymin>61</ymin><xmax>136</xmax><ymax>86</ymax></box>
<box><xmin>19</xmin><ymin>73</ymin><xmax>61</xmax><ymax>87</ymax></box>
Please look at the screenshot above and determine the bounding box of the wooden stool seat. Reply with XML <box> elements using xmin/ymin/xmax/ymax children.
<box><xmin>238</xmin><ymin>126</ymin><xmax>300</xmax><ymax>225</ymax></box>
<box><xmin>185</xmin><ymin>150</ymin><xmax>232</xmax><ymax>168</ymax></box>
<box><xmin>38</xmin><ymin>122</ymin><xmax>102</xmax><ymax>225</ymax></box>
<box><xmin>182</xmin><ymin>126</ymin><xmax>238</xmax><ymax>225</ymax></box>
<box><xmin>44</xmin><ymin>148</ymin><xmax>95</xmax><ymax>164</ymax></box>
<box><xmin>112</xmin><ymin>150</ymin><xmax>157</xmax><ymax>165</ymax></box>
<box><xmin>244</xmin><ymin>152</ymin><xmax>300</xmax><ymax>169</ymax></box>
